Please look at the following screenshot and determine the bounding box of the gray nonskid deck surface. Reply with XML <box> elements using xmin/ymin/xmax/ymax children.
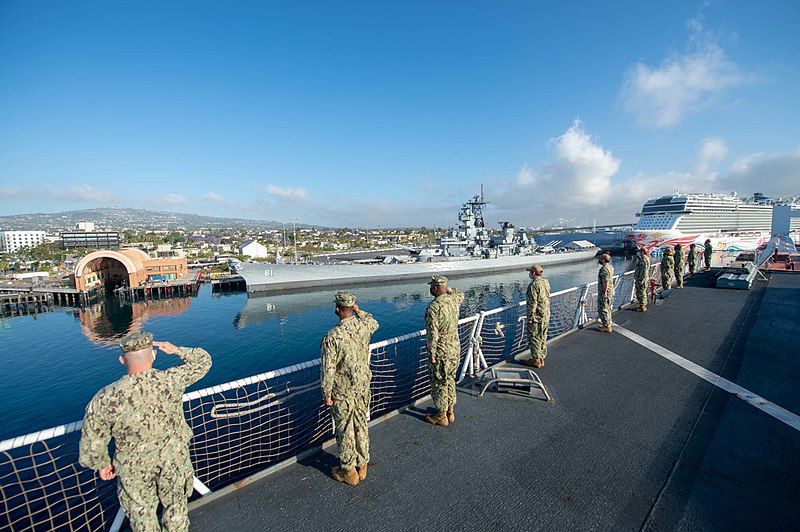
<box><xmin>189</xmin><ymin>270</ymin><xmax>800</xmax><ymax>532</ymax></box>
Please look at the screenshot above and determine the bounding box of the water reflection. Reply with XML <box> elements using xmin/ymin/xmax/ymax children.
<box><xmin>231</xmin><ymin>263</ymin><xmax>598</xmax><ymax>330</ymax></box>
<box><xmin>78</xmin><ymin>297</ymin><xmax>192</xmax><ymax>346</ymax></box>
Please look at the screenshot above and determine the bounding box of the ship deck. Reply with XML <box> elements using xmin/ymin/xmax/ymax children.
<box><xmin>189</xmin><ymin>269</ymin><xmax>800</xmax><ymax>531</ymax></box>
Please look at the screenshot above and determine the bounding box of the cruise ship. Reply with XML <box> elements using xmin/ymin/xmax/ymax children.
<box><xmin>625</xmin><ymin>192</ymin><xmax>800</xmax><ymax>252</ymax></box>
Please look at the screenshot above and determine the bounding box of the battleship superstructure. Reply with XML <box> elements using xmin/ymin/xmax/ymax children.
<box><xmin>234</xmin><ymin>192</ymin><xmax>598</xmax><ymax>293</ymax></box>
<box><xmin>625</xmin><ymin>192</ymin><xmax>800</xmax><ymax>252</ymax></box>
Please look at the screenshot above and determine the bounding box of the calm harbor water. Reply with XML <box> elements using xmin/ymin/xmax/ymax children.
<box><xmin>0</xmin><ymin>257</ymin><xmax>629</xmax><ymax>441</ymax></box>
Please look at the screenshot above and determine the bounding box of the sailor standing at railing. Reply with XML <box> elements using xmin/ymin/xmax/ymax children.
<box><xmin>424</xmin><ymin>275</ymin><xmax>465</xmax><ymax>426</ymax></box>
<box><xmin>633</xmin><ymin>248</ymin><xmax>651</xmax><ymax>312</ymax></box>
<box><xmin>78</xmin><ymin>331</ymin><xmax>212</xmax><ymax>532</ymax></box>
<box><xmin>703</xmin><ymin>238</ymin><xmax>713</xmax><ymax>271</ymax></box>
<box><xmin>522</xmin><ymin>264</ymin><xmax>550</xmax><ymax>368</ymax></box>
<box><xmin>673</xmin><ymin>244</ymin><xmax>685</xmax><ymax>288</ymax></box>
<box><xmin>321</xmin><ymin>291</ymin><xmax>379</xmax><ymax>487</ymax></box>
<box><xmin>661</xmin><ymin>247</ymin><xmax>674</xmax><ymax>290</ymax></box>
<box><xmin>596</xmin><ymin>253</ymin><xmax>615</xmax><ymax>333</ymax></box>
<box><xmin>687</xmin><ymin>243</ymin><xmax>698</xmax><ymax>278</ymax></box>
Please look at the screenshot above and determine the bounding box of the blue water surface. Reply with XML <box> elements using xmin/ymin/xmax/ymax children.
<box><xmin>0</xmin><ymin>257</ymin><xmax>629</xmax><ymax>440</ymax></box>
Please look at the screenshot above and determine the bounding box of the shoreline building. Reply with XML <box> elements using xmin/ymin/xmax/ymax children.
<box><xmin>0</xmin><ymin>230</ymin><xmax>46</xmax><ymax>253</ymax></box>
<box><xmin>72</xmin><ymin>248</ymin><xmax>188</xmax><ymax>291</ymax></box>
<box><xmin>239</xmin><ymin>240</ymin><xmax>269</xmax><ymax>259</ymax></box>
<box><xmin>60</xmin><ymin>221</ymin><xmax>121</xmax><ymax>250</ymax></box>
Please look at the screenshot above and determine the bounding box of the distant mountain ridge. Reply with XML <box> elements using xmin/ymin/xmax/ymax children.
<box><xmin>0</xmin><ymin>207</ymin><xmax>296</xmax><ymax>232</ymax></box>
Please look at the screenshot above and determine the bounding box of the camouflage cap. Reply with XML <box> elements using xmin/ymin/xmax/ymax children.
<box><xmin>334</xmin><ymin>291</ymin><xmax>356</xmax><ymax>307</ymax></box>
<box><xmin>664</xmin><ymin>247</ymin><xmax>673</xmax><ymax>255</ymax></box>
<box><xmin>427</xmin><ymin>275</ymin><xmax>448</xmax><ymax>286</ymax></box>
<box><xmin>526</xmin><ymin>264</ymin><xmax>543</xmax><ymax>274</ymax></box>
<box><xmin>119</xmin><ymin>331</ymin><xmax>153</xmax><ymax>353</ymax></box>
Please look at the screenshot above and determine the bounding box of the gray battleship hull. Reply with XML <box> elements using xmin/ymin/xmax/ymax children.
<box><xmin>235</xmin><ymin>248</ymin><xmax>598</xmax><ymax>293</ymax></box>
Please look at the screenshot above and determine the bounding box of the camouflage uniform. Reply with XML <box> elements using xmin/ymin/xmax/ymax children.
<box><xmin>660</xmin><ymin>252</ymin><xmax>674</xmax><ymax>289</ymax></box>
<box><xmin>425</xmin><ymin>285</ymin><xmax>465</xmax><ymax>413</ymax></box>
<box><xmin>79</xmin><ymin>334</ymin><xmax>212</xmax><ymax>532</ymax></box>
<box><xmin>704</xmin><ymin>240</ymin><xmax>713</xmax><ymax>270</ymax></box>
<box><xmin>597</xmin><ymin>261</ymin><xmax>615</xmax><ymax>327</ymax></box>
<box><xmin>673</xmin><ymin>247</ymin><xmax>685</xmax><ymax>287</ymax></box>
<box><xmin>320</xmin><ymin>297</ymin><xmax>379</xmax><ymax>472</ymax></box>
<box><xmin>634</xmin><ymin>252</ymin><xmax>651</xmax><ymax>310</ymax></box>
<box><xmin>687</xmin><ymin>244</ymin><xmax>697</xmax><ymax>276</ymax></box>
<box><xmin>526</xmin><ymin>275</ymin><xmax>550</xmax><ymax>361</ymax></box>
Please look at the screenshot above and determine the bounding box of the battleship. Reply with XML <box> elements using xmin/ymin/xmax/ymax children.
<box><xmin>234</xmin><ymin>192</ymin><xmax>599</xmax><ymax>293</ymax></box>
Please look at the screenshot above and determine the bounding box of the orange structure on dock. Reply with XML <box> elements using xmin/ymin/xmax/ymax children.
<box><xmin>71</xmin><ymin>249</ymin><xmax>189</xmax><ymax>291</ymax></box>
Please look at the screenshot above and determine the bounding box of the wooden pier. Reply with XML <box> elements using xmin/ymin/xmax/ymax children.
<box><xmin>210</xmin><ymin>275</ymin><xmax>246</xmax><ymax>294</ymax></box>
<box><xmin>0</xmin><ymin>292</ymin><xmax>53</xmax><ymax>317</ymax></box>
<box><xmin>115</xmin><ymin>271</ymin><xmax>203</xmax><ymax>301</ymax></box>
<box><xmin>0</xmin><ymin>285</ymin><xmax>106</xmax><ymax>310</ymax></box>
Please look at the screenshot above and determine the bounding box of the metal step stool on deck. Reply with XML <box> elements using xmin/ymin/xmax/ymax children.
<box><xmin>478</xmin><ymin>366</ymin><xmax>552</xmax><ymax>401</ymax></box>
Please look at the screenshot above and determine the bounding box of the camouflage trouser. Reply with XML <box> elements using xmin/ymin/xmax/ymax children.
<box><xmin>526</xmin><ymin>318</ymin><xmax>548</xmax><ymax>359</ymax></box>
<box><xmin>635</xmin><ymin>279</ymin><xmax>647</xmax><ymax>309</ymax></box>
<box><xmin>661</xmin><ymin>270</ymin><xmax>672</xmax><ymax>289</ymax></box>
<box><xmin>331</xmin><ymin>390</ymin><xmax>370</xmax><ymax>471</ymax></box>
<box><xmin>429</xmin><ymin>355</ymin><xmax>459</xmax><ymax>412</ymax></box>
<box><xmin>704</xmin><ymin>252</ymin><xmax>712</xmax><ymax>269</ymax></box>
<box><xmin>674</xmin><ymin>266</ymin><xmax>684</xmax><ymax>287</ymax></box>
<box><xmin>598</xmin><ymin>295</ymin><xmax>612</xmax><ymax>327</ymax></box>
<box><xmin>688</xmin><ymin>259</ymin><xmax>696</xmax><ymax>275</ymax></box>
<box><xmin>116</xmin><ymin>448</ymin><xmax>194</xmax><ymax>532</ymax></box>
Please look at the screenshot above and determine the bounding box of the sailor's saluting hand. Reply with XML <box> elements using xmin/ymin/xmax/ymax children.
<box><xmin>153</xmin><ymin>341</ymin><xmax>179</xmax><ymax>355</ymax></box>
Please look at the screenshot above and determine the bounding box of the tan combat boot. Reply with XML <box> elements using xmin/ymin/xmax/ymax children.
<box><xmin>424</xmin><ymin>410</ymin><xmax>449</xmax><ymax>427</ymax></box>
<box><xmin>356</xmin><ymin>463</ymin><xmax>368</xmax><ymax>481</ymax></box>
<box><xmin>332</xmin><ymin>466</ymin><xmax>360</xmax><ymax>486</ymax></box>
<box><xmin>446</xmin><ymin>405</ymin><xmax>455</xmax><ymax>424</ymax></box>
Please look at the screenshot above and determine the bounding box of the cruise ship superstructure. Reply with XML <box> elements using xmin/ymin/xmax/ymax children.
<box><xmin>625</xmin><ymin>192</ymin><xmax>800</xmax><ymax>252</ymax></box>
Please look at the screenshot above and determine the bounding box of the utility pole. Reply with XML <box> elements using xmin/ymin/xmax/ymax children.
<box><xmin>290</xmin><ymin>217</ymin><xmax>298</xmax><ymax>263</ymax></box>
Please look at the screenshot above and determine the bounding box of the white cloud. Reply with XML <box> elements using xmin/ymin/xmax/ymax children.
<box><xmin>516</xmin><ymin>164</ymin><xmax>537</xmax><ymax>186</ymax></box>
<box><xmin>152</xmin><ymin>194</ymin><xmax>189</xmax><ymax>207</ymax></box>
<box><xmin>264</xmin><ymin>184</ymin><xmax>309</xmax><ymax>202</ymax></box>
<box><xmin>203</xmin><ymin>192</ymin><xmax>226</xmax><ymax>203</ymax></box>
<box><xmin>724</xmin><ymin>148</ymin><xmax>800</xmax><ymax>196</ymax></box>
<box><xmin>0</xmin><ymin>184</ymin><xmax>117</xmax><ymax>203</ymax></box>
<box><xmin>621</xmin><ymin>18</ymin><xmax>753</xmax><ymax>128</ymax></box>
<box><xmin>484</xmin><ymin>121</ymin><xmax>622</xmax><ymax>226</ymax></box>
<box><xmin>0</xmin><ymin>187</ymin><xmax>26</xmax><ymax>198</ymax></box>
<box><xmin>56</xmin><ymin>184</ymin><xmax>118</xmax><ymax>203</ymax></box>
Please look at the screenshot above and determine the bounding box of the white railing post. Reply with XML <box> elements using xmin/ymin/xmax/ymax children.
<box><xmin>458</xmin><ymin>314</ymin><xmax>482</xmax><ymax>382</ymax></box>
<box><xmin>457</xmin><ymin>311</ymin><xmax>488</xmax><ymax>381</ymax></box>
<box><xmin>574</xmin><ymin>283</ymin><xmax>590</xmax><ymax>329</ymax></box>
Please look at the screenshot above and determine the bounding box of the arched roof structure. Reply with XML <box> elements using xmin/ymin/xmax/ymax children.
<box><xmin>74</xmin><ymin>249</ymin><xmax>150</xmax><ymax>277</ymax></box>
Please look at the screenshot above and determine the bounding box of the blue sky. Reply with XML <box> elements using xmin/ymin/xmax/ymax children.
<box><xmin>1</xmin><ymin>1</ymin><xmax>798</xmax><ymax>228</ymax></box>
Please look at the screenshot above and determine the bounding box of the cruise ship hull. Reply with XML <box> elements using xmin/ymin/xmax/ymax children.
<box><xmin>236</xmin><ymin>249</ymin><xmax>598</xmax><ymax>293</ymax></box>
<box><xmin>625</xmin><ymin>229</ymin><xmax>771</xmax><ymax>253</ymax></box>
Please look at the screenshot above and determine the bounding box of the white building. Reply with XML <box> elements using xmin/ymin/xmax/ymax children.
<box><xmin>75</xmin><ymin>220</ymin><xmax>96</xmax><ymax>231</ymax></box>
<box><xmin>239</xmin><ymin>240</ymin><xmax>269</xmax><ymax>258</ymax></box>
<box><xmin>0</xmin><ymin>230</ymin><xmax>46</xmax><ymax>253</ymax></box>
